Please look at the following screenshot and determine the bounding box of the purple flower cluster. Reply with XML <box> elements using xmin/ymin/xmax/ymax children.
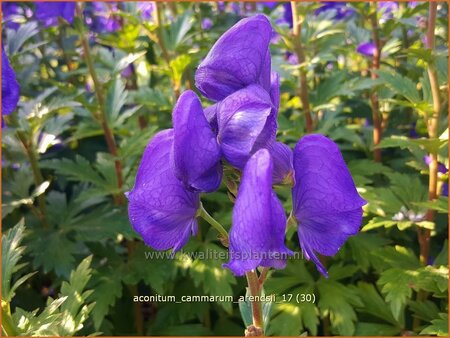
<box><xmin>127</xmin><ymin>15</ymin><xmax>366</xmax><ymax>277</ymax></box>
<box><xmin>2</xmin><ymin>48</ymin><xmax>20</xmax><ymax>126</ymax></box>
<box><xmin>35</xmin><ymin>2</ymin><xmax>76</xmax><ymax>27</ymax></box>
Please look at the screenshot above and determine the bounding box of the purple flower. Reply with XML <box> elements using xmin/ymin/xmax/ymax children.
<box><xmin>195</xmin><ymin>14</ymin><xmax>272</xmax><ymax>102</ymax></box>
<box><xmin>423</xmin><ymin>155</ymin><xmax>448</xmax><ymax>174</ymax></box>
<box><xmin>216</xmin><ymin>85</ymin><xmax>277</xmax><ymax>169</ymax></box>
<box><xmin>172</xmin><ymin>91</ymin><xmax>223</xmax><ymax>193</ymax></box>
<box><xmin>224</xmin><ymin>149</ymin><xmax>293</xmax><ymax>276</ymax></box>
<box><xmin>283</xmin><ymin>3</ymin><xmax>293</xmax><ymax>28</ymax></box>
<box><xmin>315</xmin><ymin>2</ymin><xmax>354</xmax><ymax>20</ymax></box>
<box><xmin>261</xmin><ymin>2</ymin><xmax>279</xmax><ymax>10</ymax></box>
<box><xmin>357</xmin><ymin>42</ymin><xmax>376</xmax><ymax>57</ymax></box>
<box><xmin>127</xmin><ymin>130</ymin><xmax>200</xmax><ymax>251</ymax></box>
<box><xmin>2</xmin><ymin>48</ymin><xmax>20</xmax><ymax>125</ymax></box>
<box><xmin>137</xmin><ymin>2</ymin><xmax>154</xmax><ymax>20</ymax></box>
<box><xmin>35</xmin><ymin>2</ymin><xmax>76</xmax><ymax>27</ymax></box>
<box><xmin>84</xmin><ymin>2</ymin><xmax>121</xmax><ymax>33</ymax></box>
<box><xmin>292</xmin><ymin>135</ymin><xmax>366</xmax><ymax>277</ymax></box>
<box><xmin>378</xmin><ymin>1</ymin><xmax>398</xmax><ymax>19</ymax></box>
<box><xmin>268</xmin><ymin>141</ymin><xmax>294</xmax><ymax>185</ymax></box>
<box><xmin>201</xmin><ymin>18</ymin><xmax>213</xmax><ymax>30</ymax></box>
<box><xmin>442</xmin><ymin>183</ymin><xmax>448</xmax><ymax>197</ymax></box>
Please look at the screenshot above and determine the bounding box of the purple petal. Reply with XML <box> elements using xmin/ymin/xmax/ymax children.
<box><xmin>283</xmin><ymin>3</ymin><xmax>293</xmax><ymax>28</ymax></box>
<box><xmin>270</xmin><ymin>71</ymin><xmax>280</xmax><ymax>112</ymax></box>
<box><xmin>204</xmin><ymin>103</ymin><xmax>219</xmax><ymax>134</ymax></box>
<box><xmin>356</xmin><ymin>42</ymin><xmax>376</xmax><ymax>57</ymax></box>
<box><xmin>292</xmin><ymin>134</ymin><xmax>366</xmax><ymax>277</ymax></box>
<box><xmin>127</xmin><ymin>130</ymin><xmax>200</xmax><ymax>252</ymax></box>
<box><xmin>172</xmin><ymin>91</ymin><xmax>223</xmax><ymax>193</ymax></box>
<box><xmin>35</xmin><ymin>2</ymin><xmax>75</xmax><ymax>27</ymax></box>
<box><xmin>195</xmin><ymin>14</ymin><xmax>272</xmax><ymax>102</ymax></box>
<box><xmin>268</xmin><ymin>142</ymin><xmax>294</xmax><ymax>185</ymax></box>
<box><xmin>423</xmin><ymin>155</ymin><xmax>448</xmax><ymax>174</ymax></box>
<box><xmin>216</xmin><ymin>85</ymin><xmax>276</xmax><ymax>169</ymax></box>
<box><xmin>2</xmin><ymin>48</ymin><xmax>20</xmax><ymax>118</ymax></box>
<box><xmin>224</xmin><ymin>149</ymin><xmax>293</xmax><ymax>276</ymax></box>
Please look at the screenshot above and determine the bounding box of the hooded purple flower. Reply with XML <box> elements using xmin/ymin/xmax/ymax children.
<box><xmin>224</xmin><ymin>149</ymin><xmax>293</xmax><ymax>276</ymax></box>
<box><xmin>35</xmin><ymin>2</ymin><xmax>76</xmax><ymax>27</ymax></box>
<box><xmin>357</xmin><ymin>42</ymin><xmax>376</xmax><ymax>57</ymax></box>
<box><xmin>172</xmin><ymin>91</ymin><xmax>222</xmax><ymax>193</ymax></box>
<box><xmin>195</xmin><ymin>14</ymin><xmax>272</xmax><ymax>102</ymax></box>
<box><xmin>216</xmin><ymin>85</ymin><xmax>277</xmax><ymax>169</ymax></box>
<box><xmin>127</xmin><ymin>130</ymin><xmax>200</xmax><ymax>252</ymax></box>
<box><xmin>2</xmin><ymin>48</ymin><xmax>20</xmax><ymax>124</ymax></box>
<box><xmin>315</xmin><ymin>2</ymin><xmax>354</xmax><ymax>20</ymax></box>
<box><xmin>292</xmin><ymin>134</ymin><xmax>366</xmax><ymax>277</ymax></box>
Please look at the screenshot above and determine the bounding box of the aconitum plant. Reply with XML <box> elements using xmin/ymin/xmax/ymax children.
<box><xmin>127</xmin><ymin>14</ymin><xmax>366</xmax><ymax>331</ymax></box>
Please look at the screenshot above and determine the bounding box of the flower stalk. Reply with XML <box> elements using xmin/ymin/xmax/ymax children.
<box><xmin>246</xmin><ymin>270</ymin><xmax>264</xmax><ymax>335</ymax></box>
<box><xmin>79</xmin><ymin>23</ymin><xmax>125</xmax><ymax>205</ymax></box>
<box><xmin>369</xmin><ymin>9</ymin><xmax>383</xmax><ymax>162</ymax></box>
<box><xmin>414</xmin><ymin>3</ymin><xmax>440</xmax><ymax>331</ymax></box>
<box><xmin>420</xmin><ymin>1</ymin><xmax>440</xmax><ymax>267</ymax></box>
<box><xmin>291</xmin><ymin>2</ymin><xmax>313</xmax><ymax>133</ymax></box>
<box><xmin>198</xmin><ymin>204</ymin><xmax>229</xmax><ymax>241</ymax></box>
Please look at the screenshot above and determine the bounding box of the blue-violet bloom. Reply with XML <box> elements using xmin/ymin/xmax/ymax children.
<box><xmin>292</xmin><ymin>134</ymin><xmax>366</xmax><ymax>277</ymax></box>
<box><xmin>216</xmin><ymin>85</ymin><xmax>277</xmax><ymax>169</ymax></box>
<box><xmin>127</xmin><ymin>130</ymin><xmax>200</xmax><ymax>252</ymax></box>
<box><xmin>2</xmin><ymin>48</ymin><xmax>20</xmax><ymax>124</ymax></box>
<box><xmin>195</xmin><ymin>14</ymin><xmax>272</xmax><ymax>102</ymax></box>
<box><xmin>35</xmin><ymin>2</ymin><xmax>76</xmax><ymax>27</ymax></box>
<box><xmin>172</xmin><ymin>90</ymin><xmax>223</xmax><ymax>193</ymax></box>
<box><xmin>357</xmin><ymin>42</ymin><xmax>376</xmax><ymax>57</ymax></box>
<box><xmin>224</xmin><ymin>149</ymin><xmax>293</xmax><ymax>276</ymax></box>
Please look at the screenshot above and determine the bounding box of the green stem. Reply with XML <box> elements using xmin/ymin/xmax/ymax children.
<box><xmin>1</xmin><ymin>301</ymin><xmax>17</xmax><ymax>336</ymax></box>
<box><xmin>78</xmin><ymin>5</ymin><xmax>124</xmax><ymax>205</ymax></box>
<box><xmin>198</xmin><ymin>205</ymin><xmax>228</xmax><ymax>240</ymax></box>
<box><xmin>414</xmin><ymin>3</ymin><xmax>440</xmax><ymax>332</ymax></box>
<box><xmin>369</xmin><ymin>8</ymin><xmax>383</xmax><ymax>162</ymax></box>
<box><xmin>16</xmin><ymin>131</ymin><xmax>49</xmax><ymax>228</ymax></box>
<box><xmin>291</xmin><ymin>2</ymin><xmax>313</xmax><ymax>133</ymax></box>
<box><xmin>246</xmin><ymin>270</ymin><xmax>263</xmax><ymax>333</ymax></box>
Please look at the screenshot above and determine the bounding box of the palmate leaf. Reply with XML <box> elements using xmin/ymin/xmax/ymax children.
<box><xmin>2</xmin><ymin>220</ymin><xmax>34</xmax><ymax>302</ymax></box>
<box><xmin>12</xmin><ymin>256</ymin><xmax>94</xmax><ymax>336</ymax></box>
<box><xmin>354</xmin><ymin>282</ymin><xmax>400</xmax><ymax>327</ymax></box>
<box><xmin>106</xmin><ymin>78</ymin><xmax>128</xmax><ymax>125</ymax></box>
<box><xmin>317</xmin><ymin>280</ymin><xmax>363</xmax><ymax>336</ymax></box>
<box><xmin>181</xmin><ymin>242</ymin><xmax>236</xmax><ymax>313</ymax></box>
<box><xmin>376</xmin><ymin>69</ymin><xmax>421</xmax><ymax>103</ymax></box>
<box><xmin>420</xmin><ymin>313</ymin><xmax>449</xmax><ymax>336</ymax></box>
<box><xmin>377</xmin><ymin>268</ymin><xmax>417</xmax><ymax>321</ymax></box>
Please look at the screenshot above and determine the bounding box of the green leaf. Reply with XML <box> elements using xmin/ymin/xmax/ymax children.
<box><xmin>88</xmin><ymin>272</ymin><xmax>123</xmax><ymax>330</ymax></box>
<box><xmin>376</xmin><ymin>69</ymin><xmax>420</xmax><ymax>103</ymax></box>
<box><xmin>377</xmin><ymin>268</ymin><xmax>416</xmax><ymax>321</ymax></box>
<box><xmin>106</xmin><ymin>78</ymin><xmax>128</xmax><ymax>124</ymax></box>
<box><xmin>317</xmin><ymin>280</ymin><xmax>362</xmax><ymax>335</ymax></box>
<box><xmin>29</xmin><ymin>230</ymin><xmax>77</xmax><ymax>277</ymax></box>
<box><xmin>355</xmin><ymin>282</ymin><xmax>399</xmax><ymax>326</ymax></box>
<box><xmin>409</xmin><ymin>300</ymin><xmax>440</xmax><ymax>323</ymax></box>
<box><xmin>420</xmin><ymin>313</ymin><xmax>448</xmax><ymax>336</ymax></box>
<box><xmin>169</xmin><ymin>54</ymin><xmax>191</xmax><ymax>85</ymax></box>
<box><xmin>354</xmin><ymin>322</ymin><xmax>401</xmax><ymax>336</ymax></box>
<box><xmin>2</xmin><ymin>220</ymin><xmax>29</xmax><ymax>302</ymax></box>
